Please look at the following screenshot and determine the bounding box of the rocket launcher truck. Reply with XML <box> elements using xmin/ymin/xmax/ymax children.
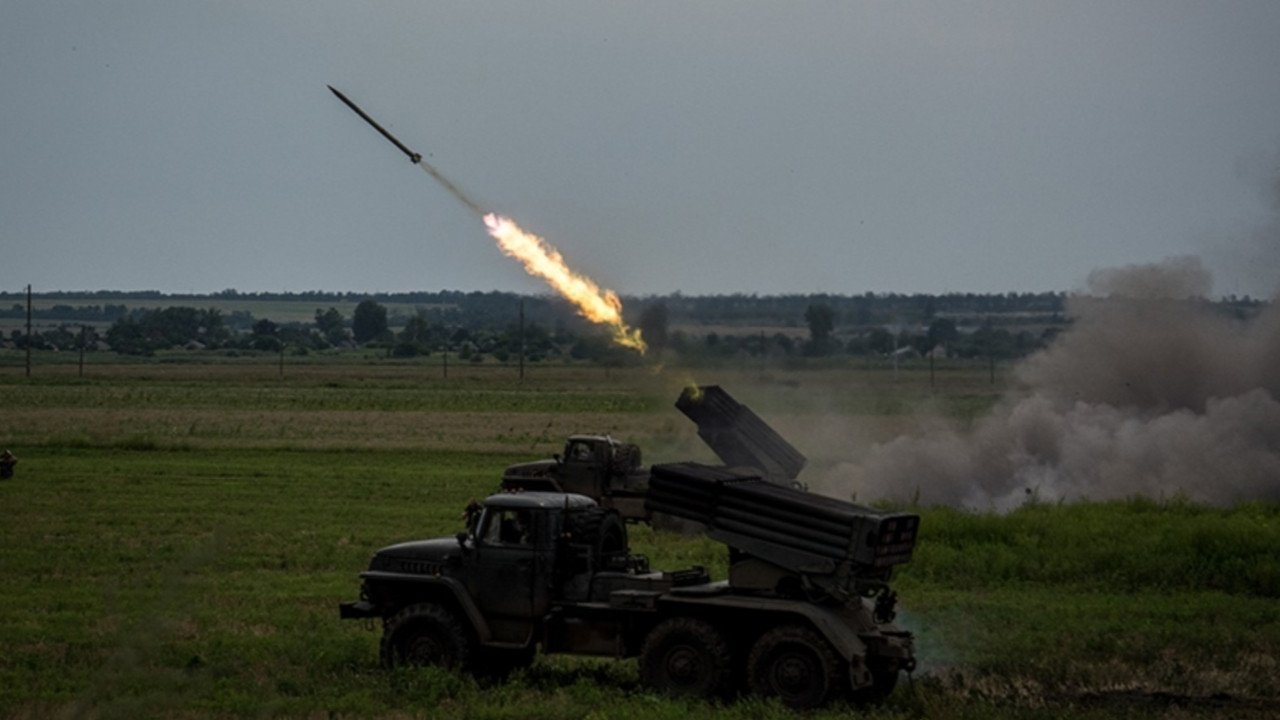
<box><xmin>339</xmin><ymin>386</ymin><xmax>919</xmax><ymax>709</ymax></box>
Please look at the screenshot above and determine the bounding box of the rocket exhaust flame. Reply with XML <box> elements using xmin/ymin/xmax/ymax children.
<box><xmin>328</xmin><ymin>85</ymin><xmax>645</xmax><ymax>353</ymax></box>
<box><xmin>484</xmin><ymin>214</ymin><xmax>647</xmax><ymax>353</ymax></box>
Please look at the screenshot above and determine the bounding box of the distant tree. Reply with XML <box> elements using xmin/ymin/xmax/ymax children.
<box><xmin>314</xmin><ymin>307</ymin><xmax>348</xmax><ymax>346</ymax></box>
<box><xmin>866</xmin><ymin>327</ymin><xmax>894</xmax><ymax>356</ymax></box>
<box><xmin>804</xmin><ymin>303</ymin><xmax>835</xmax><ymax>355</ymax></box>
<box><xmin>392</xmin><ymin>315</ymin><xmax>433</xmax><ymax>357</ymax></box>
<box><xmin>926</xmin><ymin>318</ymin><xmax>959</xmax><ymax>350</ymax></box>
<box><xmin>104</xmin><ymin>306</ymin><xmax>227</xmax><ymax>354</ymax></box>
<box><xmin>315</xmin><ymin>307</ymin><xmax>343</xmax><ymax>334</ymax></box>
<box><xmin>252</xmin><ymin>318</ymin><xmax>278</xmax><ymax>337</ymax></box>
<box><xmin>249</xmin><ymin>317</ymin><xmax>282</xmax><ymax>351</ymax></box>
<box><xmin>772</xmin><ymin>332</ymin><xmax>795</xmax><ymax>355</ymax></box>
<box><xmin>637</xmin><ymin>302</ymin><xmax>670</xmax><ymax>356</ymax></box>
<box><xmin>352</xmin><ymin>299</ymin><xmax>388</xmax><ymax>344</ymax></box>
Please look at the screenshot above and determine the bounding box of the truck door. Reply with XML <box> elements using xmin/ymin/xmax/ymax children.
<box><xmin>473</xmin><ymin>508</ymin><xmax>546</xmax><ymax>643</ymax></box>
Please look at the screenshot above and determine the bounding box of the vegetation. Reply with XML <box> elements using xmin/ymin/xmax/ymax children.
<box><xmin>5</xmin><ymin>290</ymin><xmax>1268</xmax><ymax>366</ymax></box>
<box><xmin>0</xmin><ymin>360</ymin><xmax>1276</xmax><ymax>718</ymax></box>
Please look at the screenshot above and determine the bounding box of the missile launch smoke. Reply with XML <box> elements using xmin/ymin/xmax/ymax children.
<box><xmin>836</xmin><ymin>255</ymin><xmax>1280</xmax><ymax>509</ymax></box>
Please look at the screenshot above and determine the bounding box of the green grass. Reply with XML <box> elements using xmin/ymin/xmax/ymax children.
<box><xmin>903</xmin><ymin>500</ymin><xmax>1280</xmax><ymax>596</ymax></box>
<box><xmin>0</xmin><ymin>363</ymin><xmax>1276</xmax><ymax>718</ymax></box>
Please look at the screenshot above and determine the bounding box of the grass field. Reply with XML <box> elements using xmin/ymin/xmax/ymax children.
<box><xmin>1</xmin><ymin>360</ymin><xmax>1277</xmax><ymax>718</ymax></box>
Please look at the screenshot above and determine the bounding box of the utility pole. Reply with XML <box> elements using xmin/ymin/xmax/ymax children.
<box><xmin>891</xmin><ymin>330</ymin><xmax>899</xmax><ymax>383</ymax></box>
<box><xmin>279</xmin><ymin>345</ymin><xmax>285</xmax><ymax>379</ymax></box>
<box><xmin>25</xmin><ymin>284</ymin><xmax>32</xmax><ymax>378</ymax></box>
<box><xmin>79</xmin><ymin>325</ymin><xmax>87</xmax><ymax>378</ymax></box>
<box><xmin>986</xmin><ymin>316</ymin><xmax>996</xmax><ymax>385</ymax></box>
<box><xmin>518</xmin><ymin>299</ymin><xmax>525</xmax><ymax>382</ymax></box>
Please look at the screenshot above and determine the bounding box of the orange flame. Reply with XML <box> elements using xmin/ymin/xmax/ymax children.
<box><xmin>483</xmin><ymin>213</ymin><xmax>646</xmax><ymax>353</ymax></box>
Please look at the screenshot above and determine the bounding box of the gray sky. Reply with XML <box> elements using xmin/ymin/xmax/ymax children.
<box><xmin>4</xmin><ymin>2</ymin><xmax>1280</xmax><ymax>298</ymax></box>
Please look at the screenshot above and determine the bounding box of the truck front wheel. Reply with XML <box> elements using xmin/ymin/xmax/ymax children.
<box><xmin>639</xmin><ymin>617</ymin><xmax>734</xmax><ymax>699</ymax></box>
<box><xmin>747</xmin><ymin>625</ymin><xmax>843</xmax><ymax>709</ymax></box>
<box><xmin>380</xmin><ymin>603</ymin><xmax>473</xmax><ymax>670</ymax></box>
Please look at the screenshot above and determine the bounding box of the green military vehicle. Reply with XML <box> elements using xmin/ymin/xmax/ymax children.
<box><xmin>340</xmin><ymin>388</ymin><xmax>919</xmax><ymax>708</ymax></box>
<box><xmin>500</xmin><ymin>386</ymin><xmax>809</xmax><ymax>521</ymax></box>
<box><xmin>500</xmin><ymin>434</ymin><xmax>651</xmax><ymax>519</ymax></box>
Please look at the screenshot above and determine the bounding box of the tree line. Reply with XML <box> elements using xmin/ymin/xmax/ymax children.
<box><xmin>5</xmin><ymin>291</ymin><xmax>1265</xmax><ymax>364</ymax></box>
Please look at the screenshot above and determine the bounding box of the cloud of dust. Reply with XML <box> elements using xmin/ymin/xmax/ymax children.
<box><xmin>830</xmin><ymin>256</ymin><xmax>1280</xmax><ymax>509</ymax></box>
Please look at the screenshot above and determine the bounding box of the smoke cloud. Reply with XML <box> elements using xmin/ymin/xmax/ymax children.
<box><xmin>839</xmin><ymin>256</ymin><xmax>1280</xmax><ymax>509</ymax></box>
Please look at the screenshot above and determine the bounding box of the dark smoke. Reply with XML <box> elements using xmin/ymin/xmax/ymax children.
<box><xmin>838</xmin><ymin>256</ymin><xmax>1280</xmax><ymax>509</ymax></box>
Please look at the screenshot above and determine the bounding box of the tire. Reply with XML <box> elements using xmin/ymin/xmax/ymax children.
<box><xmin>565</xmin><ymin>508</ymin><xmax>627</xmax><ymax>559</ymax></box>
<box><xmin>380</xmin><ymin>603</ymin><xmax>473</xmax><ymax>670</ymax></box>
<box><xmin>639</xmin><ymin>617</ymin><xmax>735</xmax><ymax>700</ymax></box>
<box><xmin>747</xmin><ymin>625</ymin><xmax>844</xmax><ymax>710</ymax></box>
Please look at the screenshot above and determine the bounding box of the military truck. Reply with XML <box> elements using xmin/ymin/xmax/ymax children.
<box><xmin>501</xmin><ymin>434</ymin><xmax>650</xmax><ymax>519</ymax></box>
<box><xmin>340</xmin><ymin>462</ymin><xmax>919</xmax><ymax>708</ymax></box>
<box><xmin>500</xmin><ymin>386</ymin><xmax>808</xmax><ymax>521</ymax></box>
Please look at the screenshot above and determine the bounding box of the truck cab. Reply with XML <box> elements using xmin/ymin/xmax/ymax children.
<box><xmin>501</xmin><ymin>436</ymin><xmax>649</xmax><ymax>519</ymax></box>
<box><xmin>342</xmin><ymin>492</ymin><xmax>631</xmax><ymax>646</ymax></box>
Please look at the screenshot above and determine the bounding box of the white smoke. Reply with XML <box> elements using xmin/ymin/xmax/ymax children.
<box><xmin>839</xmin><ymin>256</ymin><xmax>1280</xmax><ymax>509</ymax></box>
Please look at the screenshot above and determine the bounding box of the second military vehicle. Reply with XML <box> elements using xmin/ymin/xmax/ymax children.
<box><xmin>500</xmin><ymin>386</ymin><xmax>808</xmax><ymax>520</ymax></box>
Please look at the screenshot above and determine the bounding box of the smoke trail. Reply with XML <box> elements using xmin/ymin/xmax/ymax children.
<box><xmin>418</xmin><ymin>160</ymin><xmax>486</xmax><ymax>217</ymax></box>
<box><xmin>836</xmin><ymin>256</ymin><xmax>1280</xmax><ymax>509</ymax></box>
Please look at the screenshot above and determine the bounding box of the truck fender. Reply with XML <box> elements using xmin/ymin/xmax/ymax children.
<box><xmin>361</xmin><ymin>570</ymin><xmax>493</xmax><ymax>643</ymax></box>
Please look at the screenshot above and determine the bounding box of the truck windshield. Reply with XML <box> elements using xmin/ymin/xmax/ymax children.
<box><xmin>480</xmin><ymin>508</ymin><xmax>534</xmax><ymax>547</ymax></box>
<box><xmin>565</xmin><ymin>441</ymin><xmax>594</xmax><ymax>462</ymax></box>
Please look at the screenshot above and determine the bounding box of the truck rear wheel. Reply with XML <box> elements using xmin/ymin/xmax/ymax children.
<box><xmin>747</xmin><ymin>625</ymin><xmax>843</xmax><ymax>709</ymax></box>
<box><xmin>380</xmin><ymin>603</ymin><xmax>473</xmax><ymax>670</ymax></box>
<box><xmin>639</xmin><ymin>617</ymin><xmax>734</xmax><ymax>699</ymax></box>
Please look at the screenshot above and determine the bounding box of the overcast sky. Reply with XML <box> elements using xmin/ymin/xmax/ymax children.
<box><xmin>4</xmin><ymin>2</ymin><xmax>1280</xmax><ymax>298</ymax></box>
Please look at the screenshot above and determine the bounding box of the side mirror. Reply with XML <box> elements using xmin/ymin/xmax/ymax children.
<box><xmin>553</xmin><ymin>453</ymin><xmax>562</xmax><ymax>464</ymax></box>
<box><xmin>455</xmin><ymin>532</ymin><xmax>469</xmax><ymax>548</ymax></box>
